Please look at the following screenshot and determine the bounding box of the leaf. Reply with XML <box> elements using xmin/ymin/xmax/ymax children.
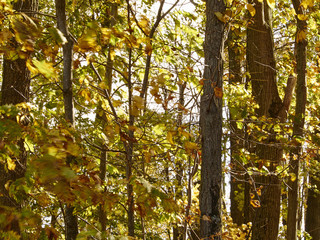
<box><xmin>132</xmin><ymin>95</ymin><xmax>144</xmax><ymax>109</ymax></box>
<box><xmin>296</xmin><ymin>30</ymin><xmax>307</xmax><ymax>42</ymax></box>
<box><xmin>250</xmin><ymin>200</ymin><xmax>261</xmax><ymax>208</ymax></box>
<box><xmin>184</xmin><ymin>141</ymin><xmax>198</xmax><ymax>154</ymax></box>
<box><xmin>202</xmin><ymin>215</ymin><xmax>211</xmax><ymax>221</ymax></box>
<box><xmin>48</xmin><ymin>27</ymin><xmax>67</xmax><ymax>44</ymax></box>
<box><xmin>167</xmin><ymin>131</ymin><xmax>175</xmax><ymax>145</ymax></box>
<box><xmin>266</xmin><ymin>0</ymin><xmax>275</xmax><ymax>9</ymax></box>
<box><xmin>214</xmin><ymin>87</ymin><xmax>223</xmax><ymax>98</ymax></box>
<box><xmin>145</xmin><ymin>42</ymin><xmax>152</xmax><ymax>55</ymax></box>
<box><xmin>290</xmin><ymin>173</ymin><xmax>296</xmax><ymax>182</ymax></box>
<box><xmin>214</xmin><ymin>12</ymin><xmax>226</xmax><ymax>23</ymax></box>
<box><xmin>297</xmin><ymin>14</ymin><xmax>308</xmax><ymax>21</ymax></box>
<box><xmin>7</xmin><ymin>157</ymin><xmax>16</xmax><ymax>170</ymax></box>
<box><xmin>301</xmin><ymin>0</ymin><xmax>314</xmax><ymax>9</ymax></box>
<box><xmin>247</xmin><ymin>4</ymin><xmax>256</xmax><ymax>16</ymax></box>
<box><xmin>32</xmin><ymin>59</ymin><xmax>57</xmax><ymax>79</ymax></box>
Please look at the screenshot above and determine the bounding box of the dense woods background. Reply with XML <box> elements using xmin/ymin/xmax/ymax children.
<box><xmin>0</xmin><ymin>0</ymin><xmax>319</xmax><ymax>239</ymax></box>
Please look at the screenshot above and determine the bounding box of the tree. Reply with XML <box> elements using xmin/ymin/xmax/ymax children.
<box><xmin>246</xmin><ymin>1</ymin><xmax>295</xmax><ymax>239</ymax></box>
<box><xmin>0</xmin><ymin>0</ymin><xmax>38</xmax><ymax>236</ymax></box>
<box><xmin>199</xmin><ymin>0</ymin><xmax>225</xmax><ymax>238</ymax></box>
<box><xmin>287</xmin><ymin>0</ymin><xmax>307</xmax><ymax>239</ymax></box>
<box><xmin>55</xmin><ymin>0</ymin><xmax>78</xmax><ymax>239</ymax></box>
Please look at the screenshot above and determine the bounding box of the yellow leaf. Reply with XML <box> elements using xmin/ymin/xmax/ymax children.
<box><xmin>301</xmin><ymin>0</ymin><xmax>314</xmax><ymax>9</ymax></box>
<box><xmin>145</xmin><ymin>42</ymin><xmax>152</xmax><ymax>55</ymax></box>
<box><xmin>133</xmin><ymin>95</ymin><xmax>144</xmax><ymax>109</ymax></box>
<box><xmin>112</xmin><ymin>100</ymin><xmax>123</xmax><ymax>107</ymax></box>
<box><xmin>247</xmin><ymin>4</ymin><xmax>256</xmax><ymax>16</ymax></box>
<box><xmin>290</xmin><ymin>173</ymin><xmax>296</xmax><ymax>182</ymax></box>
<box><xmin>32</xmin><ymin>59</ymin><xmax>57</xmax><ymax>80</ymax></box>
<box><xmin>266</xmin><ymin>0</ymin><xmax>275</xmax><ymax>9</ymax></box>
<box><xmin>250</xmin><ymin>200</ymin><xmax>261</xmax><ymax>208</ymax></box>
<box><xmin>296</xmin><ymin>30</ymin><xmax>307</xmax><ymax>42</ymax></box>
<box><xmin>297</xmin><ymin>14</ymin><xmax>308</xmax><ymax>21</ymax></box>
<box><xmin>184</xmin><ymin>141</ymin><xmax>198</xmax><ymax>154</ymax></box>
<box><xmin>80</xmin><ymin>89</ymin><xmax>91</xmax><ymax>102</ymax></box>
<box><xmin>139</xmin><ymin>16</ymin><xmax>149</xmax><ymax>28</ymax></box>
<box><xmin>7</xmin><ymin>158</ymin><xmax>16</xmax><ymax>171</ymax></box>
<box><xmin>5</xmin><ymin>180</ymin><xmax>12</xmax><ymax>191</ymax></box>
<box><xmin>167</xmin><ymin>131</ymin><xmax>175</xmax><ymax>145</ymax></box>
<box><xmin>202</xmin><ymin>215</ymin><xmax>211</xmax><ymax>221</ymax></box>
<box><xmin>214</xmin><ymin>12</ymin><xmax>226</xmax><ymax>23</ymax></box>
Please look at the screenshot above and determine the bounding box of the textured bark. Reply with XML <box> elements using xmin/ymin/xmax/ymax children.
<box><xmin>199</xmin><ymin>0</ymin><xmax>225</xmax><ymax>238</ymax></box>
<box><xmin>246</xmin><ymin>1</ymin><xmax>284</xmax><ymax>239</ymax></box>
<box><xmin>287</xmin><ymin>1</ymin><xmax>307</xmax><ymax>239</ymax></box>
<box><xmin>228</xmin><ymin>29</ymin><xmax>245</xmax><ymax>226</ymax></box>
<box><xmin>0</xmin><ymin>0</ymin><xmax>37</xmax><ymax>235</ymax></box>
<box><xmin>98</xmin><ymin>3</ymin><xmax>117</xmax><ymax>234</ymax></box>
<box><xmin>306</xmin><ymin>161</ymin><xmax>320</xmax><ymax>240</ymax></box>
<box><xmin>173</xmin><ymin>82</ymin><xmax>186</xmax><ymax>240</ymax></box>
<box><xmin>55</xmin><ymin>0</ymin><xmax>78</xmax><ymax>239</ymax></box>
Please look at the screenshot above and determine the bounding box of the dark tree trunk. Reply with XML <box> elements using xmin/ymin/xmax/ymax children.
<box><xmin>0</xmin><ymin>0</ymin><xmax>37</xmax><ymax>235</ymax></box>
<box><xmin>287</xmin><ymin>1</ymin><xmax>307</xmax><ymax>239</ymax></box>
<box><xmin>199</xmin><ymin>0</ymin><xmax>225</xmax><ymax>238</ymax></box>
<box><xmin>228</xmin><ymin>29</ymin><xmax>245</xmax><ymax>226</ymax></box>
<box><xmin>306</xmin><ymin>159</ymin><xmax>320</xmax><ymax>239</ymax></box>
<box><xmin>246</xmin><ymin>1</ymin><xmax>291</xmax><ymax>239</ymax></box>
<box><xmin>55</xmin><ymin>0</ymin><xmax>78</xmax><ymax>239</ymax></box>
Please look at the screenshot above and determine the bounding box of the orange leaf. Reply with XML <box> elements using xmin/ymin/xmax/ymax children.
<box><xmin>214</xmin><ymin>87</ymin><xmax>223</xmax><ymax>98</ymax></box>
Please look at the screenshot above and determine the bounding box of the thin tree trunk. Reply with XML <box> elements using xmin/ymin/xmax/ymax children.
<box><xmin>287</xmin><ymin>1</ymin><xmax>307</xmax><ymax>239</ymax></box>
<box><xmin>199</xmin><ymin>0</ymin><xmax>225</xmax><ymax>238</ymax></box>
<box><xmin>0</xmin><ymin>0</ymin><xmax>37</xmax><ymax>235</ymax></box>
<box><xmin>98</xmin><ymin>3</ymin><xmax>118</xmax><ymax>234</ymax></box>
<box><xmin>227</xmin><ymin>29</ymin><xmax>244</xmax><ymax>226</ymax></box>
<box><xmin>173</xmin><ymin>82</ymin><xmax>186</xmax><ymax>240</ymax></box>
<box><xmin>306</xmin><ymin>157</ymin><xmax>320</xmax><ymax>239</ymax></box>
<box><xmin>55</xmin><ymin>0</ymin><xmax>78</xmax><ymax>239</ymax></box>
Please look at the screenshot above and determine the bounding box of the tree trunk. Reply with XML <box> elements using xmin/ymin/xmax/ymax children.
<box><xmin>228</xmin><ymin>29</ymin><xmax>245</xmax><ymax>226</ymax></box>
<box><xmin>287</xmin><ymin>1</ymin><xmax>307</xmax><ymax>239</ymax></box>
<box><xmin>199</xmin><ymin>0</ymin><xmax>225</xmax><ymax>238</ymax></box>
<box><xmin>98</xmin><ymin>3</ymin><xmax>118</xmax><ymax>234</ymax></box>
<box><xmin>246</xmin><ymin>1</ymin><xmax>283</xmax><ymax>239</ymax></box>
<box><xmin>0</xmin><ymin>0</ymin><xmax>37</xmax><ymax>235</ymax></box>
<box><xmin>55</xmin><ymin>0</ymin><xmax>78</xmax><ymax>239</ymax></box>
<box><xmin>306</xmin><ymin>158</ymin><xmax>320</xmax><ymax>239</ymax></box>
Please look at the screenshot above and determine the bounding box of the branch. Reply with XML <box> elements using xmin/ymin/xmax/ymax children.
<box><xmin>278</xmin><ymin>74</ymin><xmax>297</xmax><ymax>121</ymax></box>
<box><xmin>89</xmin><ymin>62</ymin><xmax>119</xmax><ymax>122</ymax></box>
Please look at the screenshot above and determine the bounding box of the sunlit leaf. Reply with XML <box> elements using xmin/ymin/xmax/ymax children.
<box><xmin>7</xmin><ymin>157</ymin><xmax>16</xmax><ymax>170</ymax></box>
<box><xmin>247</xmin><ymin>4</ymin><xmax>256</xmax><ymax>17</ymax></box>
<box><xmin>250</xmin><ymin>200</ymin><xmax>261</xmax><ymax>208</ymax></box>
<box><xmin>32</xmin><ymin>59</ymin><xmax>57</xmax><ymax>79</ymax></box>
<box><xmin>266</xmin><ymin>0</ymin><xmax>275</xmax><ymax>9</ymax></box>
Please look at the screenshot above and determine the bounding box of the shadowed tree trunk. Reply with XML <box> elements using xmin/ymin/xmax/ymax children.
<box><xmin>199</xmin><ymin>0</ymin><xmax>225</xmax><ymax>238</ymax></box>
<box><xmin>246</xmin><ymin>1</ymin><xmax>296</xmax><ymax>239</ymax></box>
<box><xmin>287</xmin><ymin>1</ymin><xmax>307</xmax><ymax>239</ymax></box>
<box><xmin>55</xmin><ymin>0</ymin><xmax>78</xmax><ymax>239</ymax></box>
<box><xmin>228</xmin><ymin>28</ymin><xmax>245</xmax><ymax>226</ymax></box>
<box><xmin>306</xmin><ymin>155</ymin><xmax>320</xmax><ymax>239</ymax></box>
<box><xmin>0</xmin><ymin>0</ymin><xmax>38</xmax><ymax>235</ymax></box>
<box><xmin>98</xmin><ymin>3</ymin><xmax>118</xmax><ymax>235</ymax></box>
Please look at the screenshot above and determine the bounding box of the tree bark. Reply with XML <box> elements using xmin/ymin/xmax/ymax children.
<box><xmin>199</xmin><ymin>0</ymin><xmax>225</xmax><ymax>238</ymax></box>
<box><xmin>287</xmin><ymin>1</ymin><xmax>307</xmax><ymax>239</ymax></box>
<box><xmin>246</xmin><ymin>1</ymin><xmax>284</xmax><ymax>239</ymax></box>
<box><xmin>0</xmin><ymin>0</ymin><xmax>37</xmax><ymax>235</ymax></box>
<box><xmin>55</xmin><ymin>0</ymin><xmax>78</xmax><ymax>239</ymax></box>
<box><xmin>228</xmin><ymin>29</ymin><xmax>245</xmax><ymax>226</ymax></box>
<box><xmin>306</xmin><ymin>158</ymin><xmax>320</xmax><ymax>239</ymax></box>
